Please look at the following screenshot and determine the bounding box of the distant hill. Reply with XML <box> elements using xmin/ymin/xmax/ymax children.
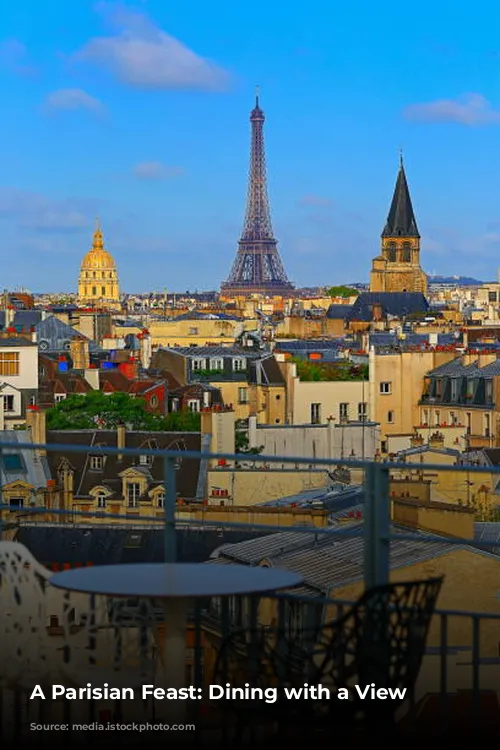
<box><xmin>427</xmin><ymin>275</ymin><xmax>483</xmax><ymax>286</ymax></box>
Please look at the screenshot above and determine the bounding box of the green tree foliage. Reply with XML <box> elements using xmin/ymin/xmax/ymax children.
<box><xmin>327</xmin><ymin>285</ymin><xmax>359</xmax><ymax>298</ymax></box>
<box><xmin>293</xmin><ymin>359</ymin><xmax>368</xmax><ymax>382</ymax></box>
<box><xmin>46</xmin><ymin>391</ymin><xmax>201</xmax><ymax>431</ymax></box>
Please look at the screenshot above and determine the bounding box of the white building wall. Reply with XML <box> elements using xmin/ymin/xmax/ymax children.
<box><xmin>0</xmin><ymin>345</ymin><xmax>38</xmax><ymax>390</ymax></box>
<box><xmin>248</xmin><ymin>417</ymin><xmax>380</xmax><ymax>464</ymax></box>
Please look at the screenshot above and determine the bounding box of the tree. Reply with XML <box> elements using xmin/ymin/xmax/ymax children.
<box><xmin>327</xmin><ymin>285</ymin><xmax>359</xmax><ymax>298</ymax></box>
<box><xmin>46</xmin><ymin>391</ymin><xmax>201</xmax><ymax>431</ymax></box>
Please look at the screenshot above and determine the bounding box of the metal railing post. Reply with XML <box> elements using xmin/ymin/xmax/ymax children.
<box><xmin>163</xmin><ymin>456</ymin><xmax>177</xmax><ymax>563</ymax></box>
<box><xmin>0</xmin><ymin>444</ymin><xmax>3</xmax><ymax>540</ymax></box>
<box><xmin>363</xmin><ymin>462</ymin><xmax>390</xmax><ymax>589</ymax></box>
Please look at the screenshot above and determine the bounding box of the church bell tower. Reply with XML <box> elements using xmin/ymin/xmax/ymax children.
<box><xmin>369</xmin><ymin>156</ymin><xmax>427</xmax><ymax>295</ymax></box>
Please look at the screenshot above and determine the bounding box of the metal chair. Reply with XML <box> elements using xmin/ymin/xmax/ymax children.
<box><xmin>0</xmin><ymin>541</ymin><xmax>157</xmax><ymax>694</ymax></box>
<box><xmin>211</xmin><ymin>577</ymin><xmax>443</xmax><ymax>742</ymax></box>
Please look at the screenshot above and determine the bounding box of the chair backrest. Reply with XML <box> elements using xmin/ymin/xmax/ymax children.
<box><xmin>0</xmin><ymin>541</ymin><xmax>156</xmax><ymax>689</ymax></box>
<box><xmin>0</xmin><ymin>541</ymin><xmax>56</xmax><ymax>685</ymax></box>
<box><xmin>315</xmin><ymin>577</ymin><xmax>443</xmax><ymax>701</ymax></box>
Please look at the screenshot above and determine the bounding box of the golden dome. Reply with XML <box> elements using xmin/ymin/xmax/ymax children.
<box><xmin>80</xmin><ymin>221</ymin><xmax>117</xmax><ymax>270</ymax></box>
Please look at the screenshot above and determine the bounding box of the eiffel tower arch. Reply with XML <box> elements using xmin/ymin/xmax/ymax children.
<box><xmin>220</xmin><ymin>93</ymin><xmax>294</xmax><ymax>297</ymax></box>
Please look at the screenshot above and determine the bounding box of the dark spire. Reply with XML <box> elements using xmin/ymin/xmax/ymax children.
<box><xmin>382</xmin><ymin>157</ymin><xmax>420</xmax><ymax>238</ymax></box>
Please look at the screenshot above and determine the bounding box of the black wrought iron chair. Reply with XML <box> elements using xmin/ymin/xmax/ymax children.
<box><xmin>211</xmin><ymin>577</ymin><xmax>443</xmax><ymax>743</ymax></box>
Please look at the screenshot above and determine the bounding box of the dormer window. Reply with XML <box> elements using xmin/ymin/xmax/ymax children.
<box><xmin>90</xmin><ymin>455</ymin><xmax>105</xmax><ymax>471</ymax></box>
<box><xmin>157</xmin><ymin>492</ymin><xmax>165</xmax><ymax>508</ymax></box>
<box><xmin>139</xmin><ymin>454</ymin><xmax>153</xmax><ymax>467</ymax></box>
<box><xmin>192</xmin><ymin>358</ymin><xmax>206</xmax><ymax>371</ymax></box>
<box><xmin>232</xmin><ymin>358</ymin><xmax>246</xmax><ymax>371</ymax></box>
<box><xmin>210</xmin><ymin>358</ymin><xmax>223</xmax><ymax>370</ymax></box>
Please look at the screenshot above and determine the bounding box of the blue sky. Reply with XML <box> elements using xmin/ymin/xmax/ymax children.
<box><xmin>2</xmin><ymin>0</ymin><xmax>500</xmax><ymax>292</ymax></box>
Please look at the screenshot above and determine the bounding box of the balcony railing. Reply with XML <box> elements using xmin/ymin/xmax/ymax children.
<box><xmin>2</xmin><ymin>440</ymin><xmax>500</xmax><ymax>741</ymax></box>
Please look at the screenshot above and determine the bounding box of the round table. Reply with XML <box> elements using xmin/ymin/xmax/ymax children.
<box><xmin>50</xmin><ymin>563</ymin><xmax>302</xmax><ymax>721</ymax></box>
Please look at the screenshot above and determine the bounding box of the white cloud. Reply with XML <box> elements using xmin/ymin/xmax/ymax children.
<box><xmin>133</xmin><ymin>161</ymin><xmax>184</xmax><ymax>180</ymax></box>
<box><xmin>403</xmin><ymin>93</ymin><xmax>500</xmax><ymax>126</ymax></box>
<box><xmin>45</xmin><ymin>88</ymin><xmax>103</xmax><ymax>112</ymax></box>
<box><xmin>74</xmin><ymin>3</ymin><xmax>230</xmax><ymax>91</ymax></box>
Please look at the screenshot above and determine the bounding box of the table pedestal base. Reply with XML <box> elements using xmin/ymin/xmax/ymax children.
<box><xmin>155</xmin><ymin>597</ymin><xmax>191</xmax><ymax>725</ymax></box>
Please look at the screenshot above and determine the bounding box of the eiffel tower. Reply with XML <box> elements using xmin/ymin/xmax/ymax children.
<box><xmin>220</xmin><ymin>92</ymin><xmax>294</xmax><ymax>296</ymax></box>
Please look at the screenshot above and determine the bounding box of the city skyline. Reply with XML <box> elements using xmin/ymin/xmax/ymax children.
<box><xmin>2</xmin><ymin>0</ymin><xmax>500</xmax><ymax>292</ymax></box>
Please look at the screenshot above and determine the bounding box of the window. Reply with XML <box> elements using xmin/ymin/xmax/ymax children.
<box><xmin>3</xmin><ymin>394</ymin><xmax>14</xmax><ymax>412</ymax></box>
<box><xmin>387</xmin><ymin>242</ymin><xmax>396</xmax><ymax>262</ymax></box>
<box><xmin>54</xmin><ymin>393</ymin><xmax>66</xmax><ymax>403</ymax></box>
<box><xmin>379</xmin><ymin>382</ymin><xmax>391</xmax><ymax>394</ymax></box>
<box><xmin>101</xmin><ymin>286</ymin><xmax>106</xmax><ymax>296</ymax></box>
<box><xmin>30</xmin><ymin>396</ymin><xmax>36</xmax><ymax>406</ymax></box>
<box><xmin>127</xmin><ymin>483</ymin><xmax>141</xmax><ymax>508</ymax></box>
<box><xmin>486</xmin><ymin>380</ymin><xmax>493</xmax><ymax>403</ymax></box>
<box><xmin>9</xmin><ymin>497</ymin><xmax>24</xmax><ymax>511</ymax></box>
<box><xmin>150</xmin><ymin>395</ymin><xmax>158</xmax><ymax>408</ymax></box>
<box><xmin>96</xmin><ymin>493</ymin><xmax>106</xmax><ymax>509</ymax></box>
<box><xmin>92</xmin><ymin>286</ymin><xmax>97</xmax><ymax>295</ymax></box>
<box><xmin>0</xmin><ymin>351</ymin><xmax>19</xmax><ymax>376</ymax></box>
<box><xmin>157</xmin><ymin>492</ymin><xmax>165</xmax><ymax>508</ymax></box>
<box><xmin>358</xmin><ymin>402</ymin><xmax>367</xmax><ymax>421</ymax></box>
<box><xmin>484</xmin><ymin>413</ymin><xmax>491</xmax><ymax>438</ymax></box>
<box><xmin>381</xmin><ymin>440</ymin><xmax>387</xmax><ymax>453</ymax></box>
<box><xmin>387</xmin><ymin>410</ymin><xmax>394</xmax><ymax>424</ymax></box>
<box><xmin>423</xmin><ymin>409</ymin><xmax>429</xmax><ymax>425</ymax></box>
<box><xmin>2</xmin><ymin>454</ymin><xmax>23</xmax><ymax>471</ymax></box>
<box><xmin>451</xmin><ymin>380</ymin><xmax>459</xmax><ymax>401</ymax></box>
<box><xmin>139</xmin><ymin>454</ymin><xmax>153</xmax><ymax>467</ymax></box>
<box><xmin>89</xmin><ymin>455</ymin><xmax>104</xmax><ymax>470</ymax></box>
<box><xmin>435</xmin><ymin>411</ymin><xmax>440</xmax><ymax>426</ymax></box>
<box><xmin>449</xmin><ymin>411</ymin><xmax>457</xmax><ymax>425</ymax></box>
<box><xmin>232</xmin><ymin>358</ymin><xmax>246</xmax><ymax>371</ymax></box>
<box><xmin>210</xmin><ymin>358</ymin><xmax>223</xmax><ymax>370</ymax></box>
<box><xmin>238</xmin><ymin>387</ymin><xmax>249</xmax><ymax>404</ymax></box>
<box><xmin>466</xmin><ymin>412</ymin><xmax>471</xmax><ymax>435</ymax></box>
<box><xmin>402</xmin><ymin>242</ymin><xmax>412</xmax><ymax>262</ymax></box>
<box><xmin>188</xmin><ymin>327</ymin><xmax>199</xmax><ymax>335</ymax></box>
<box><xmin>311</xmin><ymin>403</ymin><xmax>321</xmax><ymax>424</ymax></box>
<box><xmin>171</xmin><ymin>398</ymin><xmax>180</xmax><ymax>412</ymax></box>
<box><xmin>339</xmin><ymin>403</ymin><xmax>349</xmax><ymax>420</ymax></box>
<box><xmin>192</xmin><ymin>359</ymin><xmax>206</xmax><ymax>371</ymax></box>
<box><xmin>188</xmin><ymin>399</ymin><xmax>200</xmax><ymax>412</ymax></box>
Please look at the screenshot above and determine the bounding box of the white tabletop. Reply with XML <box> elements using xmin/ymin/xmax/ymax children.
<box><xmin>49</xmin><ymin>562</ymin><xmax>303</xmax><ymax>598</ymax></box>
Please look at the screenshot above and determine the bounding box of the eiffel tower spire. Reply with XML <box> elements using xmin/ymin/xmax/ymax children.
<box><xmin>221</xmin><ymin>93</ymin><xmax>294</xmax><ymax>297</ymax></box>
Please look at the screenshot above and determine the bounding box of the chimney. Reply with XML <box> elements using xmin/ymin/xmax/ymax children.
<box><xmin>117</xmin><ymin>422</ymin><xmax>126</xmax><ymax>460</ymax></box>
<box><xmin>139</xmin><ymin>330</ymin><xmax>152</xmax><ymax>369</ymax></box>
<box><xmin>5</xmin><ymin>304</ymin><xmax>14</xmax><ymax>328</ymax></box>
<box><xmin>201</xmin><ymin>407</ymin><xmax>235</xmax><ymax>467</ymax></box>
<box><xmin>248</xmin><ymin>415</ymin><xmax>258</xmax><ymax>449</ymax></box>
<box><xmin>428</xmin><ymin>430</ymin><xmax>445</xmax><ymax>450</ymax></box>
<box><xmin>462</xmin><ymin>351</ymin><xmax>477</xmax><ymax>366</ymax></box>
<box><xmin>84</xmin><ymin>368</ymin><xmax>100</xmax><ymax>390</ymax></box>
<box><xmin>478</xmin><ymin>350</ymin><xmax>497</xmax><ymax>368</ymax></box>
<box><xmin>26</xmin><ymin>407</ymin><xmax>47</xmax><ymax>456</ymax></box>
<box><xmin>393</xmin><ymin>497</ymin><xmax>474</xmax><ymax>539</ymax></box>
<box><xmin>410</xmin><ymin>433</ymin><xmax>424</xmax><ymax>447</ymax></box>
<box><xmin>69</xmin><ymin>338</ymin><xmax>90</xmax><ymax>370</ymax></box>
